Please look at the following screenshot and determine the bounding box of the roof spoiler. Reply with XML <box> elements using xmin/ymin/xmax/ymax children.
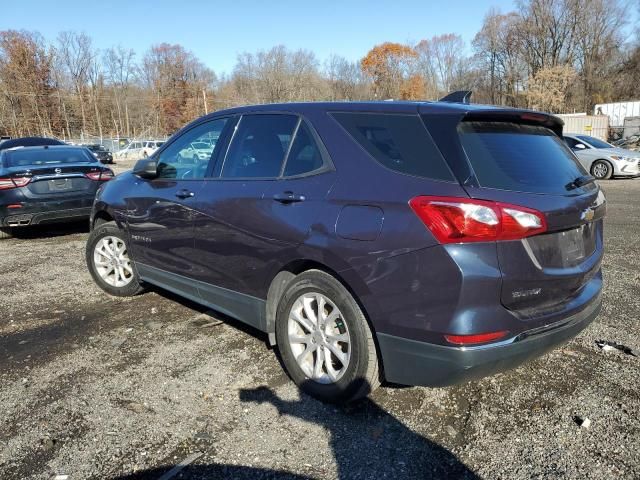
<box><xmin>439</xmin><ymin>91</ymin><xmax>472</xmax><ymax>104</ymax></box>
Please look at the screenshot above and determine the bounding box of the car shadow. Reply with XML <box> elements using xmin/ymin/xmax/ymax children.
<box><xmin>111</xmin><ymin>384</ymin><xmax>479</xmax><ymax>480</ymax></box>
<box><xmin>5</xmin><ymin>220</ymin><xmax>89</xmax><ymax>239</ymax></box>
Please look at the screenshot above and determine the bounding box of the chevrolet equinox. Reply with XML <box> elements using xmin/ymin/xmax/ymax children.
<box><xmin>86</xmin><ymin>98</ymin><xmax>605</xmax><ymax>403</ymax></box>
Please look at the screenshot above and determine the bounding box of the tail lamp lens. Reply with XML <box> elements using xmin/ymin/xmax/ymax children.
<box><xmin>0</xmin><ymin>176</ymin><xmax>31</xmax><ymax>190</ymax></box>
<box><xmin>409</xmin><ymin>196</ymin><xmax>546</xmax><ymax>243</ymax></box>
<box><xmin>86</xmin><ymin>170</ymin><xmax>114</xmax><ymax>181</ymax></box>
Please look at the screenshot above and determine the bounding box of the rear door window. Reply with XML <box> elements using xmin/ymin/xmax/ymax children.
<box><xmin>458</xmin><ymin>122</ymin><xmax>588</xmax><ymax>194</ymax></box>
<box><xmin>283</xmin><ymin>122</ymin><xmax>325</xmax><ymax>177</ymax></box>
<box><xmin>332</xmin><ymin>112</ymin><xmax>454</xmax><ymax>181</ymax></box>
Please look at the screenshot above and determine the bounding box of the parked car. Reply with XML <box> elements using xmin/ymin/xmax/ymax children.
<box><xmin>563</xmin><ymin>134</ymin><xmax>640</xmax><ymax>179</ymax></box>
<box><xmin>177</xmin><ymin>141</ymin><xmax>215</xmax><ymax>163</ymax></box>
<box><xmin>84</xmin><ymin>144</ymin><xmax>114</xmax><ymax>164</ymax></box>
<box><xmin>86</xmin><ymin>100</ymin><xmax>605</xmax><ymax>403</ymax></box>
<box><xmin>115</xmin><ymin>140</ymin><xmax>164</xmax><ymax>161</ymax></box>
<box><xmin>0</xmin><ymin>145</ymin><xmax>114</xmax><ymax>239</ymax></box>
<box><xmin>141</xmin><ymin>140</ymin><xmax>164</xmax><ymax>157</ymax></box>
<box><xmin>0</xmin><ymin>136</ymin><xmax>66</xmax><ymax>151</ymax></box>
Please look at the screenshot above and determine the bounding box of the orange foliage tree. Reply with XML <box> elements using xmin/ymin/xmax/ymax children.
<box><xmin>361</xmin><ymin>42</ymin><xmax>418</xmax><ymax>99</ymax></box>
<box><xmin>400</xmin><ymin>74</ymin><xmax>426</xmax><ymax>100</ymax></box>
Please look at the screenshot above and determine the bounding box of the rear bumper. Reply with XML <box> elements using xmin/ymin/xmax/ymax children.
<box><xmin>1</xmin><ymin>200</ymin><xmax>93</xmax><ymax>226</ymax></box>
<box><xmin>378</xmin><ymin>292</ymin><xmax>601</xmax><ymax>387</ymax></box>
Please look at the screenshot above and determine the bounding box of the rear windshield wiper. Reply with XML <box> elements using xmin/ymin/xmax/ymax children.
<box><xmin>565</xmin><ymin>175</ymin><xmax>595</xmax><ymax>191</ymax></box>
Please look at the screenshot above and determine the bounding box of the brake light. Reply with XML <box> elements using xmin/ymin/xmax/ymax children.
<box><xmin>409</xmin><ymin>196</ymin><xmax>547</xmax><ymax>243</ymax></box>
<box><xmin>0</xmin><ymin>176</ymin><xmax>31</xmax><ymax>190</ymax></box>
<box><xmin>85</xmin><ymin>170</ymin><xmax>114</xmax><ymax>181</ymax></box>
<box><xmin>444</xmin><ymin>330</ymin><xmax>509</xmax><ymax>345</ymax></box>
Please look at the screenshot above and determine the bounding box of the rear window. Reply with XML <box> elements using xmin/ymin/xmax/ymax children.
<box><xmin>458</xmin><ymin>122</ymin><xmax>588</xmax><ymax>194</ymax></box>
<box><xmin>332</xmin><ymin>112</ymin><xmax>454</xmax><ymax>181</ymax></box>
<box><xmin>6</xmin><ymin>148</ymin><xmax>95</xmax><ymax>167</ymax></box>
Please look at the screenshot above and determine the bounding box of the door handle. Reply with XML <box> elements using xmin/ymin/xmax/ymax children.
<box><xmin>273</xmin><ymin>191</ymin><xmax>306</xmax><ymax>204</ymax></box>
<box><xmin>175</xmin><ymin>189</ymin><xmax>195</xmax><ymax>199</ymax></box>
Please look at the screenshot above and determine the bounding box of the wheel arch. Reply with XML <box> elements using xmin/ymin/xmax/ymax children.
<box><xmin>91</xmin><ymin>202</ymin><xmax>127</xmax><ymax>231</ymax></box>
<box><xmin>590</xmin><ymin>158</ymin><xmax>614</xmax><ymax>177</ymax></box>
<box><xmin>92</xmin><ymin>210</ymin><xmax>114</xmax><ymax>228</ymax></box>
<box><xmin>264</xmin><ymin>259</ymin><xmax>375</xmax><ymax>347</ymax></box>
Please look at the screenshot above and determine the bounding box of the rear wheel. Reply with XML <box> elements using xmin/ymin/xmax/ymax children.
<box><xmin>0</xmin><ymin>227</ymin><xmax>13</xmax><ymax>240</ymax></box>
<box><xmin>86</xmin><ymin>221</ymin><xmax>144</xmax><ymax>296</ymax></box>
<box><xmin>275</xmin><ymin>270</ymin><xmax>380</xmax><ymax>403</ymax></box>
<box><xmin>591</xmin><ymin>160</ymin><xmax>613</xmax><ymax>180</ymax></box>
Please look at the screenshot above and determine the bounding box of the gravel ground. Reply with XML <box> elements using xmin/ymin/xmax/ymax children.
<box><xmin>0</xmin><ymin>174</ymin><xmax>639</xmax><ymax>480</ymax></box>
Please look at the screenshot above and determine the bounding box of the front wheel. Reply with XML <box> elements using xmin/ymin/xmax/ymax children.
<box><xmin>591</xmin><ymin>160</ymin><xmax>613</xmax><ymax>180</ymax></box>
<box><xmin>86</xmin><ymin>221</ymin><xmax>144</xmax><ymax>297</ymax></box>
<box><xmin>275</xmin><ymin>270</ymin><xmax>380</xmax><ymax>403</ymax></box>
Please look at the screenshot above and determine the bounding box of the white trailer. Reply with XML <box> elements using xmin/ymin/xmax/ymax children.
<box><xmin>594</xmin><ymin>101</ymin><xmax>640</xmax><ymax>127</ymax></box>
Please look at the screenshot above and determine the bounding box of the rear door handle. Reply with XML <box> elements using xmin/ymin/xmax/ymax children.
<box><xmin>176</xmin><ymin>189</ymin><xmax>195</xmax><ymax>199</ymax></box>
<box><xmin>273</xmin><ymin>191</ymin><xmax>306</xmax><ymax>204</ymax></box>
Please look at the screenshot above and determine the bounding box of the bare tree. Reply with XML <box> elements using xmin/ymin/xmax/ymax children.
<box><xmin>473</xmin><ymin>10</ymin><xmax>526</xmax><ymax>105</ymax></box>
<box><xmin>56</xmin><ymin>31</ymin><xmax>94</xmax><ymax>136</ymax></box>
<box><xmin>325</xmin><ymin>55</ymin><xmax>370</xmax><ymax>100</ymax></box>
<box><xmin>104</xmin><ymin>46</ymin><xmax>137</xmax><ymax>137</ymax></box>
<box><xmin>574</xmin><ymin>0</ymin><xmax>627</xmax><ymax>109</ymax></box>
<box><xmin>232</xmin><ymin>46</ymin><xmax>324</xmax><ymax>104</ymax></box>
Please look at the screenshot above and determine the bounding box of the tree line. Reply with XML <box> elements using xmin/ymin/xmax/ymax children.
<box><xmin>1</xmin><ymin>0</ymin><xmax>638</xmax><ymax>140</ymax></box>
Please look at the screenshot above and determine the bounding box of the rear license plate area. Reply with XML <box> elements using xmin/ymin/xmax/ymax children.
<box><xmin>557</xmin><ymin>223</ymin><xmax>595</xmax><ymax>265</ymax></box>
<box><xmin>48</xmin><ymin>178</ymin><xmax>73</xmax><ymax>192</ymax></box>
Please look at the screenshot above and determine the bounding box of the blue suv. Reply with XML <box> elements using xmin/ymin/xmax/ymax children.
<box><xmin>86</xmin><ymin>98</ymin><xmax>605</xmax><ymax>403</ymax></box>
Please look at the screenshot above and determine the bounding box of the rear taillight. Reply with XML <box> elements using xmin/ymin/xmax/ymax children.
<box><xmin>409</xmin><ymin>196</ymin><xmax>547</xmax><ymax>243</ymax></box>
<box><xmin>85</xmin><ymin>170</ymin><xmax>114</xmax><ymax>181</ymax></box>
<box><xmin>0</xmin><ymin>176</ymin><xmax>31</xmax><ymax>190</ymax></box>
<box><xmin>444</xmin><ymin>330</ymin><xmax>509</xmax><ymax>346</ymax></box>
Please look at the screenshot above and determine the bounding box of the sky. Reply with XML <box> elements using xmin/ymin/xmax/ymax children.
<box><xmin>0</xmin><ymin>0</ymin><xmax>539</xmax><ymax>75</ymax></box>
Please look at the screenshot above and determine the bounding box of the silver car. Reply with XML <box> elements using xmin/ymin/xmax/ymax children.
<box><xmin>563</xmin><ymin>134</ymin><xmax>640</xmax><ymax>179</ymax></box>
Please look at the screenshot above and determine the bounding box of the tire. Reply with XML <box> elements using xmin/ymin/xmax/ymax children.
<box><xmin>591</xmin><ymin>160</ymin><xmax>613</xmax><ymax>180</ymax></box>
<box><xmin>86</xmin><ymin>221</ymin><xmax>144</xmax><ymax>297</ymax></box>
<box><xmin>275</xmin><ymin>270</ymin><xmax>380</xmax><ymax>403</ymax></box>
<box><xmin>0</xmin><ymin>227</ymin><xmax>13</xmax><ymax>240</ymax></box>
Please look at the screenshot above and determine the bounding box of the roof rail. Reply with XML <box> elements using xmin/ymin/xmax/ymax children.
<box><xmin>439</xmin><ymin>91</ymin><xmax>472</xmax><ymax>104</ymax></box>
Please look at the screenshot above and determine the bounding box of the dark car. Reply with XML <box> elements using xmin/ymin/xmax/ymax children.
<box><xmin>85</xmin><ymin>100</ymin><xmax>605</xmax><ymax>403</ymax></box>
<box><xmin>85</xmin><ymin>144</ymin><xmax>115</xmax><ymax>164</ymax></box>
<box><xmin>0</xmin><ymin>145</ymin><xmax>114</xmax><ymax>239</ymax></box>
<box><xmin>0</xmin><ymin>136</ymin><xmax>66</xmax><ymax>151</ymax></box>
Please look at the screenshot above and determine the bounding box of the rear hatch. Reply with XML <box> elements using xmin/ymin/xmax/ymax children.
<box><xmin>427</xmin><ymin>109</ymin><xmax>605</xmax><ymax>318</ymax></box>
<box><xmin>3</xmin><ymin>147</ymin><xmax>108</xmax><ymax>197</ymax></box>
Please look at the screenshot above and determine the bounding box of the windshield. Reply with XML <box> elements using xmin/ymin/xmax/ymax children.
<box><xmin>577</xmin><ymin>135</ymin><xmax>613</xmax><ymax>149</ymax></box>
<box><xmin>459</xmin><ymin>122</ymin><xmax>588</xmax><ymax>194</ymax></box>
<box><xmin>6</xmin><ymin>148</ymin><xmax>95</xmax><ymax>167</ymax></box>
<box><xmin>192</xmin><ymin>142</ymin><xmax>211</xmax><ymax>149</ymax></box>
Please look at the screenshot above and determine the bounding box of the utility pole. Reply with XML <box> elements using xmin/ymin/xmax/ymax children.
<box><xmin>202</xmin><ymin>89</ymin><xmax>208</xmax><ymax>115</ymax></box>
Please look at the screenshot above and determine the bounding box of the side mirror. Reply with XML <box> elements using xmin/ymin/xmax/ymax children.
<box><xmin>133</xmin><ymin>158</ymin><xmax>158</xmax><ymax>179</ymax></box>
<box><xmin>575</xmin><ymin>143</ymin><xmax>586</xmax><ymax>150</ymax></box>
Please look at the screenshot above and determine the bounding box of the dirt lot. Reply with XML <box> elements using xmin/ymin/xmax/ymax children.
<box><xmin>1</xmin><ymin>172</ymin><xmax>639</xmax><ymax>480</ymax></box>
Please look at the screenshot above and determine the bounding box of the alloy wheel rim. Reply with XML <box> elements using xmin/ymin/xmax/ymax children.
<box><xmin>287</xmin><ymin>292</ymin><xmax>351</xmax><ymax>384</ymax></box>
<box><xmin>93</xmin><ymin>236</ymin><xmax>134</xmax><ymax>287</ymax></box>
<box><xmin>593</xmin><ymin>163</ymin><xmax>608</xmax><ymax>178</ymax></box>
